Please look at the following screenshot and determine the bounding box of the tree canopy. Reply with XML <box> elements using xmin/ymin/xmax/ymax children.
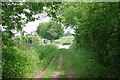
<box><xmin>37</xmin><ymin>22</ymin><xmax>64</xmax><ymax>41</ymax></box>
<box><xmin>57</xmin><ymin>2</ymin><xmax>120</xmax><ymax>77</ymax></box>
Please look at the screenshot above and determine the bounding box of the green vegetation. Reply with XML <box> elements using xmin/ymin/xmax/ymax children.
<box><xmin>2</xmin><ymin>36</ymin><xmax>58</xmax><ymax>78</ymax></box>
<box><xmin>37</xmin><ymin>22</ymin><xmax>64</xmax><ymax>42</ymax></box>
<box><xmin>59</xmin><ymin>2</ymin><xmax>119</xmax><ymax>78</ymax></box>
<box><xmin>53</xmin><ymin>36</ymin><xmax>74</xmax><ymax>45</ymax></box>
<box><xmin>62</xmin><ymin>43</ymin><xmax>71</xmax><ymax>45</ymax></box>
<box><xmin>1</xmin><ymin>2</ymin><xmax>119</xmax><ymax>79</ymax></box>
<box><xmin>69</xmin><ymin>44</ymin><xmax>103</xmax><ymax>78</ymax></box>
<box><xmin>41</xmin><ymin>51</ymin><xmax>60</xmax><ymax>78</ymax></box>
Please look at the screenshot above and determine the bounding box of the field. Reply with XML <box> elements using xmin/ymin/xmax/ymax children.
<box><xmin>53</xmin><ymin>35</ymin><xmax>74</xmax><ymax>45</ymax></box>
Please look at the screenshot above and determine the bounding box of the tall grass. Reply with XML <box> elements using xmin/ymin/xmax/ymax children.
<box><xmin>61</xmin><ymin>44</ymin><xmax>104</xmax><ymax>78</ymax></box>
<box><xmin>32</xmin><ymin>44</ymin><xmax>58</xmax><ymax>70</ymax></box>
<box><xmin>2</xmin><ymin>37</ymin><xmax>58</xmax><ymax>78</ymax></box>
<box><xmin>41</xmin><ymin>50</ymin><xmax>60</xmax><ymax>78</ymax></box>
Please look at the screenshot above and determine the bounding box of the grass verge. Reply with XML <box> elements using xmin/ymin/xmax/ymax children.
<box><xmin>61</xmin><ymin>44</ymin><xmax>103</xmax><ymax>78</ymax></box>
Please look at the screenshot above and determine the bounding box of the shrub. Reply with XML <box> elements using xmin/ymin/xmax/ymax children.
<box><xmin>2</xmin><ymin>46</ymin><xmax>40</xmax><ymax>78</ymax></box>
<box><xmin>2</xmin><ymin>43</ymin><xmax>58</xmax><ymax>78</ymax></box>
<box><xmin>62</xmin><ymin>43</ymin><xmax>71</xmax><ymax>45</ymax></box>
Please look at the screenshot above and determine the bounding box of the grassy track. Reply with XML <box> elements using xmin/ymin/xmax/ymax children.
<box><xmin>31</xmin><ymin>35</ymin><xmax>104</xmax><ymax>78</ymax></box>
<box><xmin>35</xmin><ymin>45</ymin><xmax>103</xmax><ymax>78</ymax></box>
<box><xmin>41</xmin><ymin>50</ymin><xmax>60</xmax><ymax>78</ymax></box>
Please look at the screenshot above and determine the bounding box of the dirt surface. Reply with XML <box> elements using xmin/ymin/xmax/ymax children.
<box><xmin>51</xmin><ymin>54</ymin><xmax>62</xmax><ymax>78</ymax></box>
<box><xmin>32</xmin><ymin>56</ymin><xmax>55</xmax><ymax>80</ymax></box>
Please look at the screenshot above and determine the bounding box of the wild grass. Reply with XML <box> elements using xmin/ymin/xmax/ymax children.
<box><xmin>3</xmin><ymin>36</ymin><xmax>58</xmax><ymax>78</ymax></box>
<box><xmin>61</xmin><ymin>44</ymin><xmax>104</xmax><ymax>78</ymax></box>
<box><xmin>41</xmin><ymin>50</ymin><xmax>60</xmax><ymax>78</ymax></box>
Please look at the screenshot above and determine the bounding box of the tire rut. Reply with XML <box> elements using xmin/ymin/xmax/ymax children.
<box><xmin>32</xmin><ymin>55</ymin><xmax>55</xmax><ymax>80</ymax></box>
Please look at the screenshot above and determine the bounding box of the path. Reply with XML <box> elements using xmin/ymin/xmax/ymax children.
<box><xmin>33</xmin><ymin>49</ymin><xmax>76</xmax><ymax>79</ymax></box>
<box><xmin>33</xmin><ymin>56</ymin><xmax>55</xmax><ymax>80</ymax></box>
<box><xmin>51</xmin><ymin>54</ymin><xmax>62</xmax><ymax>78</ymax></box>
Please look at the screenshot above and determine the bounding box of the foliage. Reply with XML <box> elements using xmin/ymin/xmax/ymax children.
<box><xmin>2</xmin><ymin>41</ymin><xmax>58</xmax><ymax>78</ymax></box>
<box><xmin>37</xmin><ymin>22</ymin><xmax>64</xmax><ymax>41</ymax></box>
<box><xmin>1</xmin><ymin>2</ymin><xmax>62</xmax><ymax>78</ymax></box>
<box><xmin>41</xmin><ymin>50</ymin><xmax>60</xmax><ymax>78</ymax></box>
<box><xmin>2</xmin><ymin>2</ymin><xmax>44</xmax><ymax>46</ymax></box>
<box><xmin>2</xmin><ymin>2</ymin><xmax>120</xmax><ymax>78</ymax></box>
<box><xmin>62</xmin><ymin>43</ymin><xmax>71</xmax><ymax>45</ymax></box>
<box><xmin>2</xmin><ymin>2</ymin><xmax>61</xmax><ymax>48</ymax></box>
<box><xmin>53</xmin><ymin>35</ymin><xmax>74</xmax><ymax>45</ymax></box>
<box><xmin>66</xmin><ymin>44</ymin><xmax>104</xmax><ymax>78</ymax></box>
<box><xmin>2</xmin><ymin>46</ymin><xmax>40</xmax><ymax>78</ymax></box>
<box><xmin>2</xmin><ymin>2</ymin><xmax>44</xmax><ymax>77</ymax></box>
<box><xmin>59</xmin><ymin>2</ymin><xmax>120</xmax><ymax>78</ymax></box>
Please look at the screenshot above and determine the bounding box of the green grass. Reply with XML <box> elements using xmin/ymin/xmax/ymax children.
<box><xmin>61</xmin><ymin>44</ymin><xmax>104</xmax><ymax>78</ymax></box>
<box><xmin>71</xmin><ymin>49</ymin><xmax>103</xmax><ymax>78</ymax></box>
<box><xmin>5</xmin><ymin>35</ymin><xmax>105</xmax><ymax>78</ymax></box>
<box><xmin>59</xmin><ymin>49</ymin><xmax>69</xmax><ymax>78</ymax></box>
<box><xmin>30</xmin><ymin>43</ymin><xmax>59</xmax><ymax>76</ymax></box>
<box><xmin>41</xmin><ymin>50</ymin><xmax>60</xmax><ymax>78</ymax></box>
<box><xmin>3</xmin><ymin>36</ymin><xmax>58</xmax><ymax>78</ymax></box>
<box><xmin>53</xmin><ymin>35</ymin><xmax>74</xmax><ymax>45</ymax></box>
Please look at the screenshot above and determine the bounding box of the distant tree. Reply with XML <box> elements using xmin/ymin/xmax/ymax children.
<box><xmin>37</xmin><ymin>22</ymin><xmax>64</xmax><ymax>43</ymax></box>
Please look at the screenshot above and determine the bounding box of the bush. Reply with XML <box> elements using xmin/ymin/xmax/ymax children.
<box><xmin>68</xmin><ymin>44</ymin><xmax>104</xmax><ymax>78</ymax></box>
<box><xmin>2</xmin><ymin>46</ymin><xmax>40</xmax><ymax>78</ymax></box>
<box><xmin>62</xmin><ymin>43</ymin><xmax>71</xmax><ymax>45</ymax></box>
<box><xmin>34</xmin><ymin>44</ymin><xmax>58</xmax><ymax>69</ymax></box>
<box><xmin>62</xmin><ymin>3</ymin><xmax>119</xmax><ymax>78</ymax></box>
<box><xmin>2</xmin><ymin>43</ymin><xmax>58</xmax><ymax>78</ymax></box>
